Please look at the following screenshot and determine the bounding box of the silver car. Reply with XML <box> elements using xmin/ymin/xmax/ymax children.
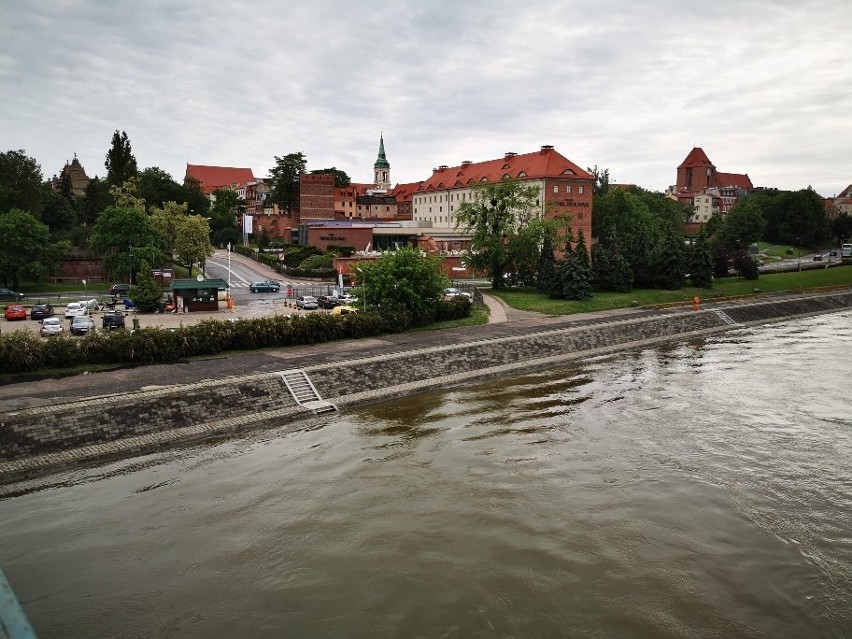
<box><xmin>39</xmin><ymin>317</ymin><xmax>64</xmax><ymax>337</ymax></box>
<box><xmin>296</xmin><ymin>295</ymin><xmax>318</xmax><ymax>310</ymax></box>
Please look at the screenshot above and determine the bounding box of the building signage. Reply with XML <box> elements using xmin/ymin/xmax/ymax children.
<box><xmin>319</xmin><ymin>234</ymin><xmax>348</xmax><ymax>241</ymax></box>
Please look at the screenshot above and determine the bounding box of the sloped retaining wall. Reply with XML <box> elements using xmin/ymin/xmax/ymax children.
<box><xmin>2</xmin><ymin>291</ymin><xmax>851</xmax><ymax>485</ymax></box>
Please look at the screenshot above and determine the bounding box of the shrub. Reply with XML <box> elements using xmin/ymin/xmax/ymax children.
<box><xmin>299</xmin><ymin>254</ymin><xmax>334</xmax><ymax>270</ymax></box>
<box><xmin>0</xmin><ymin>331</ymin><xmax>45</xmax><ymax>373</ymax></box>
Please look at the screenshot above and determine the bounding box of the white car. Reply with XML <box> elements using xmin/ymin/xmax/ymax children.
<box><xmin>296</xmin><ymin>295</ymin><xmax>318</xmax><ymax>310</ymax></box>
<box><xmin>39</xmin><ymin>317</ymin><xmax>64</xmax><ymax>337</ymax></box>
<box><xmin>444</xmin><ymin>287</ymin><xmax>472</xmax><ymax>299</ymax></box>
<box><xmin>338</xmin><ymin>293</ymin><xmax>357</xmax><ymax>304</ymax></box>
<box><xmin>64</xmin><ymin>302</ymin><xmax>88</xmax><ymax>318</ymax></box>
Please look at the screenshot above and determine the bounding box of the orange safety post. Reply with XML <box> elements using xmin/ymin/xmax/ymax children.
<box><xmin>692</xmin><ymin>296</ymin><xmax>700</xmax><ymax>311</ymax></box>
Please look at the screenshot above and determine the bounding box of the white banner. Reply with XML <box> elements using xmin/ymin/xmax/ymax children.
<box><xmin>243</xmin><ymin>214</ymin><xmax>254</xmax><ymax>234</ymax></box>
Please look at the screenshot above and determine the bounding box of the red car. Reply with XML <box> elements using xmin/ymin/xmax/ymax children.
<box><xmin>4</xmin><ymin>304</ymin><xmax>26</xmax><ymax>320</ymax></box>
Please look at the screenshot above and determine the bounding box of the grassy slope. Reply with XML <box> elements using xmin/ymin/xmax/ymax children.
<box><xmin>489</xmin><ymin>264</ymin><xmax>852</xmax><ymax>315</ymax></box>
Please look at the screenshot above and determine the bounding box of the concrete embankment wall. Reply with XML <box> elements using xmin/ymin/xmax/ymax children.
<box><xmin>2</xmin><ymin>291</ymin><xmax>851</xmax><ymax>485</ymax></box>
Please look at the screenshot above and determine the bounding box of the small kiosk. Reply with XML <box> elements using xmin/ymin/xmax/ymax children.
<box><xmin>170</xmin><ymin>278</ymin><xmax>229</xmax><ymax>313</ymax></box>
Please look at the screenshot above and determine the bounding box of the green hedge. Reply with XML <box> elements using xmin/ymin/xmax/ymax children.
<box><xmin>0</xmin><ymin>299</ymin><xmax>471</xmax><ymax>374</ymax></box>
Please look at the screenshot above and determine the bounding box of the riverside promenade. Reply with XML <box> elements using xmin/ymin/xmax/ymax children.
<box><xmin>1</xmin><ymin>289</ymin><xmax>850</xmax><ymax>486</ymax></box>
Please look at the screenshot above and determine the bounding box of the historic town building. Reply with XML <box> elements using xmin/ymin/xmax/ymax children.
<box><xmin>667</xmin><ymin>148</ymin><xmax>754</xmax><ymax>226</ymax></box>
<box><xmin>411</xmin><ymin>145</ymin><xmax>594</xmax><ymax>242</ymax></box>
<box><xmin>51</xmin><ymin>155</ymin><xmax>91</xmax><ymax>196</ymax></box>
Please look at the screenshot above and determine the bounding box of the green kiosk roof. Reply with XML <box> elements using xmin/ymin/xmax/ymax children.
<box><xmin>170</xmin><ymin>278</ymin><xmax>229</xmax><ymax>291</ymax></box>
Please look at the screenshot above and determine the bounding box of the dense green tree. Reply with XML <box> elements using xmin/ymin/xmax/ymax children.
<box><xmin>831</xmin><ymin>213</ymin><xmax>852</xmax><ymax>244</ymax></box>
<box><xmin>312</xmin><ymin>167</ymin><xmax>351</xmax><ymax>188</ymax></box>
<box><xmin>174</xmin><ymin>214</ymin><xmax>215</xmax><ymax>275</ymax></box>
<box><xmin>129</xmin><ymin>260</ymin><xmax>164</xmax><ymax>312</ymax></box>
<box><xmin>537</xmin><ymin>228</ymin><xmax>557</xmax><ymax>293</ymax></box>
<box><xmin>150</xmin><ymin>201</ymin><xmax>189</xmax><ymax>263</ymax></box>
<box><xmin>182</xmin><ymin>176</ymin><xmax>211</xmax><ymax>217</ymax></box>
<box><xmin>587</xmin><ymin>165</ymin><xmax>611</xmax><ymax>197</ymax></box>
<box><xmin>752</xmin><ymin>188</ymin><xmax>828</xmax><ymax>247</ymax></box>
<box><xmin>456</xmin><ymin>178</ymin><xmax>542</xmax><ymax>289</ymax></box>
<box><xmin>352</xmin><ymin>246</ymin><xmax>449</xmax><ymax>321</ymax></box>
<box><xmin>712</xmin><ymin>243</ymin><xmax>731</xmax><ymax>279</ymax></box>
<box><xmin>551</xmin><ymin>229</ymin><xmax>592</xmax><ymax>301</ymax></box>
<box><xmin>81</xmin><ymin>176</ymin><xmax>110</xmax><ymax>226</ymax></box>
<box><xmin>110</xmin><ymin>177</ymin><xmax>146</xmax><ymax>212</ymax></box>
<box><xmin>139</xmin><ymin>167</ymin><xmax>185</xmax><ymax>211</ymax></box>
<box><xmin>208</xmin><ymin>187</ymin><xmax>244</xmax><ymax>246</ymax></box>
<box><xmin>593</xmin><ymin>229</ymin><xmax>633</xmax><ymax>293</ymax></box>
<box><xmin>733</xmin><ymin>248</ymin><xmax>759</xmax><ymax>280</ymax></box>
<box><xmin>630</xmin><ymin>222</ymin><xmax>656</xmax><ymax>289</ymax></box>
<box><xmin>255</xmin><ymin>226</ymin><xmax>271</xmax><ymax>252</ymax></box>
<box><xmin>268</xmin><ymin>152</ymin><xmax>307</xmax><ymax>215</ymax></box>
<box><xmin>41</xmin><ymin>189</ymin><xmax>77</xmax><ymax>232</ymax></box>
<box><xmin>0</xmin><ymin>209</ymin><xmax>68</xmax><ymax>287</ymax></box>
<box><xmin>89</xmin><ymin>205</ymin><xmax>163</xmax><ymax>281</ymax></box>
<box><xmin>0</xmin><ymin>150</ymin><xmax>44</xmax><ymax>216</ymax></box>
<box><xmin>716</xmin><ymin>197</ymin><xmax>766</xmax><ymax>251</ymax></box>
<box><xmin>688</xmin><ymin>226</ymin><xmax>714</xmax><ymax>288</ymax></box>
<box><xmin>105</xmin><ymin>130</ymin><xmax>138</xmax><ymax>188</ymax></box>
<box><xmin>653</xmin><ymin>225</ymin><xmax>686</xmax><ymax>290</ymax></box>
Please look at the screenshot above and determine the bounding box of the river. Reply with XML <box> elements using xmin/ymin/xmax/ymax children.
<box><xmin>1</xmin><ymin>312</ymin><xmax>851</xmax><ymax>638</ymax></box>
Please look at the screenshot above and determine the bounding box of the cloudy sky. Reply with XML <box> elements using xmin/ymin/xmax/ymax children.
<box><xmin>2</xmin><ymin>0</ymin><xmax>850</xmax><ymax>196</ymax></box>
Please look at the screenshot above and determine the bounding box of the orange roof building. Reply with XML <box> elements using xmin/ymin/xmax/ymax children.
<box><xmin>184</xmin><ymin>164</ymin><xmax>256</xmax><ymax>195</ymax></box>
<box><xmin>412</xmin><ymin>145</ymin><xmax>593</xmax><ymax>241</ymax></box>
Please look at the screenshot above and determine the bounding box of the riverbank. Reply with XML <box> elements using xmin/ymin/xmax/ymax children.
<box><xmin>1</xmin><ymin>290</ymin><xmax>851</xmax><ymax>487</ymax></box>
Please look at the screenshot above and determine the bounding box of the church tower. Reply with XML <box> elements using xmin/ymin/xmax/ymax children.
<box><xmin>373</xmin><ymin>134</ymin><xmax>391</xmax><ymax>191</ymax></box>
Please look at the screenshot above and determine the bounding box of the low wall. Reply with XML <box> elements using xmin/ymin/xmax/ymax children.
<box><xmin>2</xmin><ymin>292</ymin><xmax>851</xmax><ymax>485</ymax></box>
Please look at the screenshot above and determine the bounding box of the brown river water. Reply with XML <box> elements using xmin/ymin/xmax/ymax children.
<box><xmin>1</xmin><ymin>312</ymin><xmax>851</xmax><ymax>638</ymax></box>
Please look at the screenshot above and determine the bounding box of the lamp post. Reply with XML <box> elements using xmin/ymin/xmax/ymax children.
<box><xmin>355</xmin><ymin>267</ymin><xmax>366</xmax><ymax>311</ymax></box>
<box><xmin>796</xmin><ymin>236</ymin><xmax>801</xmax><ymax>271</ymax></box>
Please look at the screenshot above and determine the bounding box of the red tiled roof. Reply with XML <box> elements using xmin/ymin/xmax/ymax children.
<box><xmin>390</xmin><ymin>181</ymin><xmax>423</xmax><ymax>203</ymax></box>
<box><xmin>715</xmin><ymin>172</ymin><xmax>753</xmax><ymax>190</ymax></box>
<box><xmin>185</xmin><ymin>164</ymin><xmax>256</xmax><ymax>195</ymax></box>
<box><xmin>677</xmin><ymin>147</ymin><xmax>715</xmax><ymax>170</ymax></box>
<box><xmin>414</xmin><ymin>146</ymin><xmax>592</xmax><ymax>192</ymax></box>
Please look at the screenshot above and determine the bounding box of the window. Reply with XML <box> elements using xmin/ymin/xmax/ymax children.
<box><xmin>566</xmin><ymin>185</ymin><xmax>572</xmax><ymax>194</ymax></box>
<box><xmin>578</xmin><ymin>186</ymin><xmax>584</xmax><ymax>194</ymax></box>
<box><xmin>553</xmin><ymin>185</ymin><xmax>559</xmax><ymax>193</ymax></box>
<box><xmin>578</xmin><ymin>212</ymin><xmax>583</xmax><ymax>220</ymax></box>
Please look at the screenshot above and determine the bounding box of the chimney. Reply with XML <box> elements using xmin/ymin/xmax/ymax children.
<box><xmin>504</xmin><ymin>152</ymin><xmax>517</xmax><ymax>160</ymax></box>
<box><xmin>439</xmin><ymin>165</ymin><xmax>448</xmax><ymax>171</ymax></box>
<box><xmin>461</xmin><ymin>160</ymin><xmax>472</xmax><ymax>166</ymax></box>
<box><xmin>540</xmin><ymin>145</ymin><xmax>554</xmax><ymax>154</ymax></box>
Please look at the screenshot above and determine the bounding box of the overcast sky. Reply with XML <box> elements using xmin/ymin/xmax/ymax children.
<box><xmin>2</xmin><ymin>0</ymin><xmax>850</xmax><ymax>197</ymax></box>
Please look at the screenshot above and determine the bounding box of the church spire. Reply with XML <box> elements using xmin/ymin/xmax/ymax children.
<box><xmin>373</xmin><ymin>133</ymin><xmax>391</xmax><ymax>191</ymax></box>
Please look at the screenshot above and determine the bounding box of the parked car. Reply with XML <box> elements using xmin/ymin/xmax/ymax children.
<box><xmin>249</xmin><ymin>280</ymin><xmax>280</xmax><ymax>293</ymax></box>
<box><xmin>316</xmin><ymin>295</ymin><xmax>340</xmax><ymax>309</ymax></box>
<box><xmin>30</xmin><ymin>303</ymin><xmax>54</xmax><ymax>320</ymax></box>
<box><xmin>444</xmin><ymin>287</ymin><xmax>472</xmax><ymax>299</ymax></box>
<box><xmin>337</xmin><ymin>293</ymin><xmax>357</xmax><ymax>304</ymax></box>
<box><xmin>331</xmin><ymin>305</ymin><xmax>359</xmax><ymax>316</ymax></box>
<box><xmin>64</xmin><ymin>302</ymin><xmax>88</xmax><ymax>319</ymax></box>
<box><xmin>4</xmin><ymin>304</ymin><xmax>27</xmax><ymax>321</ymax></box>
<box><xmin>102</xmin><ymin>311</ymin><xmax>126</xmax><ymax>330</ymax></box>
<box><xmin>0</xmin><ymin>288</ymin><xmax>24</xmax><ymax>301</ymax></box>
<box><xmin>109</xmin><ymin>283</ymin><xmax>131</xmax><ymax>296</ymax></box>
<box><xmin>39</xmin><ymin>317</ymin><xmax>64</xmax><ymax>337</ymax></box>
<box><xmin>813</xmin><ymin>254</ymin><xmax>823</xmax><ymax>261</ymax></box>
<box><xmin>296</xmin><ymin>295</ymin><xmax>318</xmax><ymax>310</ymax></box>
<box><xmin>830</xmin><ymin>250</ymin><xmax>838</xmax><ymax>257</ymax></box>
<box><xmin>70</xmin><ymin>315</ymin><xmax>96</xmax><ymax>335</ymax></box>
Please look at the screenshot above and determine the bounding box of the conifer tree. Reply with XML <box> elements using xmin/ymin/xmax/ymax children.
<box><xmin>689</xmin><ymin>226</ymin><xmax>714</xmax><ymax>288</ymax></box>
<box><xmin>537</xmin><ymin>229</ymin><xmax>557</xmax><ymax>293</ymax></box>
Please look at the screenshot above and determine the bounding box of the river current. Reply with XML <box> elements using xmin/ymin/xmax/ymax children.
<box><xmin>1</xmin><ymin>312</ymin><xmax>851</xmax><ymax>638</ymax></box>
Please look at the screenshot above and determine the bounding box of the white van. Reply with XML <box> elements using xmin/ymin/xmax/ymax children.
<box><xmin>842</xmin><ymin>244</ymin><xmax>852</xmax><ymax>258</ymax></box>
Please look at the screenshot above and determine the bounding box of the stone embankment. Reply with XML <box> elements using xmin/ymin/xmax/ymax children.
<box><xmin>1</xmin><ymin>291</ymin><xmax>850</xmax><ymax>485</ymax></box>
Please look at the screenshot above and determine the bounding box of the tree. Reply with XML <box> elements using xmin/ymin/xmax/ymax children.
<box><xmin>41</xmin><ymin>189</ymin><xmax>77</xmax><ymax>232</ymax></box>
<box><xmin>208</xmin><ymin>187</ymin><xmax>244</xmax><ymax>246</ymax></box>
<box><xmin>129</xmin><ymin>260</ymin><xmax>164</xmax><ymax>312</ymax></box>
<box><xmin>312</xmin><ymin>167</ymin><xmax>351</xmax><ymax>188</ymax></box>
<box><xmin>688</xmin><ymin>226</ymin><xmax>713</xmax><ymax>288</ymax></box>
<box><xmin>268</xmin><ymin>152</ymin><xmax>306</xmax><ymax>215</ymax></box>
<box><xmin>537</xmin><ymin>228</ymin><xmax>557</xmax><ymax>293</ymax></box>
<box><xmin>150</xmin><ymin>201</ymin><xmax>189</xmax><ymax>263</ymax></box>
<box><xmin>587</xmin><ymin>165</ymin><xmax>611</xmax><ymax>197</ymax></box>
<box><xmin>0</xmin><ymin>150</ymin><xmax>44</xmax><ymax>216</ymax></box>
<box><xmin>109</xmin><ymin>177</ymin><xmax>145</xmax><ymax>212</ymax></box>
<box><xmin>88</xmin><ymin>205</ymin><xmax>163</xmax><ymax>281</ymax></box>
<box><xmin>831</xmin><ymin>213</ymin><xmax>852</xmax><ymax>244</ymax></box>
<box><xmin>174</xmin><ymin>214</ymin><xmax>214</xmax><ymax>275</ymax></box>
<box><xmin>733</xmin><ymin>248</ymin><xmax>759</xmax><ymax>280</ymax></box>
<box><xmin>139</xmin><ymin>167</ymin><xmax>185</xmax><ymax>211</ymax></box>
<box><xmin>716</xmin><ymin>198</ymin><xmax>766</xmax><ymax>251</ymax></box>
<box><xmin>105</xmin><ymin>130</ymin><xmax>138</xmax><ymax>188</ymax></box>
<box><xmin>182</xmin><ymin>176</ymin><xmax>211</xmax><ymax>218</ymax></box>
<box><xmin>0</xmin><ymin>209</ymin><xmax>68</xmax><ymax>287</ymax></box>
<box><xmin>593</xmin><ymin>229</ymin><xmax>633</xmax><ymax>293</ymax></box>
<box><xmin>81</xmin><ymin>176</ymin><xmax>110</xmax><ymax>227</ymax></box>
<box><xmin>653</xmin><ymin>224</ymin><xmax>686</xmax><ymax>290</ymax></box>
<box><xmin>256</xmin><ymin>226</ymin><xmax>271</xmax><ymax>252</ymax></box>
<box><xmin>456</xmin><ymin>178</ymin><xmax>542</xmax><ymax>289</ymax></box>
<box><xmin>552</xmin><ymin>229</ymin><xmax>593</xmax><ymax>300</ymax></box>
<box><xmin>711</xmin><ymin>243</ymin><xmax>731</xmax><ymax>279</ymax></box>
<box><xmin>352</xmin><ymin>246</ymin><xmax>449</xmax><ymax>321</ymax></box>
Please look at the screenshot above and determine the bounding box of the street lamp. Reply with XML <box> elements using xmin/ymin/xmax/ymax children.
<box><xmin>355</xmin><ymin>267</ymin><xmax>366</xmax><ymax>311</ymax></box>
<box><xmin>795</xmin><ymin>236</ymin><xmax>801</xmax><ymax>271</ymax></box>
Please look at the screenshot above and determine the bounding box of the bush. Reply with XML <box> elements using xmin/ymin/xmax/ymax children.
<box><xmin>299</xmin><ymin>254</ymin><xmax>334</xmax><ymax>270</ymax></box>
<box><xmin>0</xmin><ymin>331</ymin><xmax>45</xmax><ymax>373</ymax></box>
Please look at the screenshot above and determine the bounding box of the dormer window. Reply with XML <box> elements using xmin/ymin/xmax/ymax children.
<box><xmin>562</xmin><ymin>169</ymin><xmax>575</xmax><ymax>175</ymax></box>
<box><xmin>518</xmin><ymin>171</ymin><xmax>527</xmax><ymax>178</ymax></box>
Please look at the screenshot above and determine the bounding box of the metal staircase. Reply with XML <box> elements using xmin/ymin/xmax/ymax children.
<box><xmin>712</xmin><ymin>309</ymin><xmax>737</xmax><ymax>325</ymax></box>
<box><xmin>280</xmin><ymin>369</ymin><xmax>337</xmax><ymax>414</ymax></box>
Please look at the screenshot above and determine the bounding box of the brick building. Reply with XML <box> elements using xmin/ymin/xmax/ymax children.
<box><xmin>51</xmin><ymin>156</ymin><xmax>91</xmax><ymax>196</ymax></box>
<box><xmin>668</xmin><ymin>148</ymin><xmax>753</xmax><ymax>226</ymax></box>
<box><xmin>411</xmin><ymin>145</ymin><xmax>594</xmax><ymax>242</ymax></box>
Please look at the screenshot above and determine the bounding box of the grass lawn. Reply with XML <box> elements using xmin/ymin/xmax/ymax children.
<box><xmin>417</xmin><ymin>305</ymin><xmax>490</xmax><ymax>331</ymax></box>
<box><xmin>489</xmin><ymin>264</ymin><xmax>852</xmax><ymax>315</ymax></box>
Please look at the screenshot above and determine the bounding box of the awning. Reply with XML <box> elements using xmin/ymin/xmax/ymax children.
<box><xmin>170</xmin><ymin>278</ymin><xmax>229</xmax><ymax>291</ymax></box>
